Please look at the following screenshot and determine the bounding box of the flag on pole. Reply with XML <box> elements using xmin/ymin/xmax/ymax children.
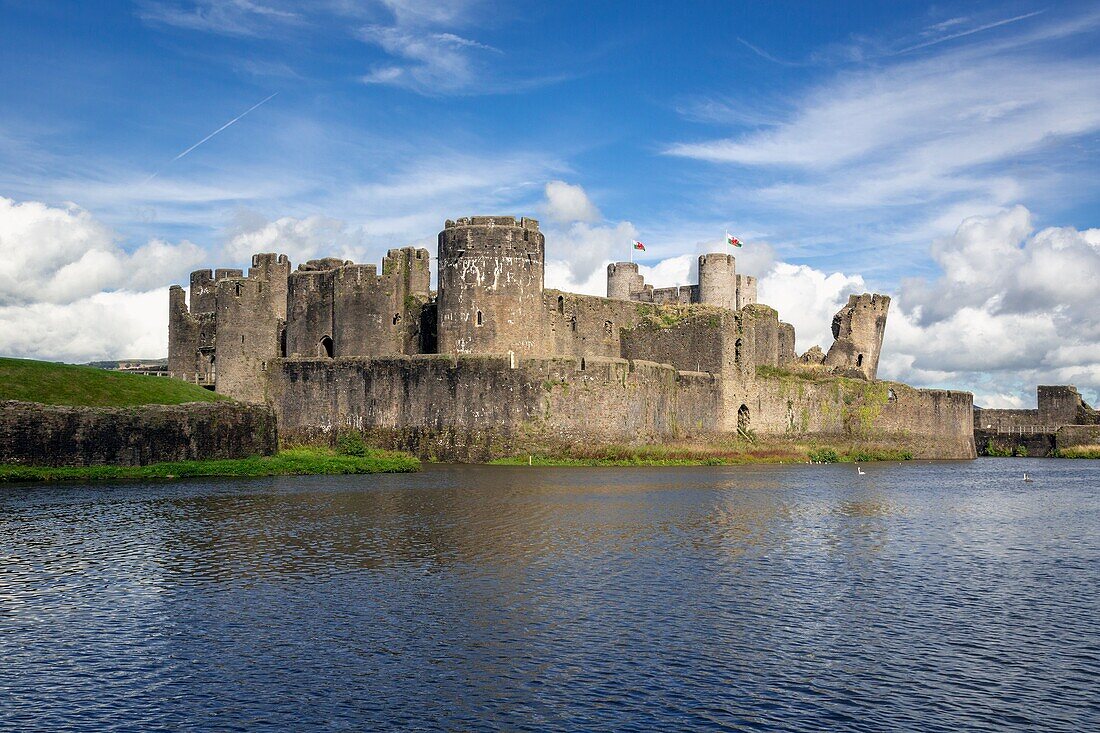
<box><xmin>632</xmin><ymin>240</ymin><xmax>646</xmax><ymax>251</ymax></box>
<box><xmin>726</xmin><ymin>232</ymin><xmax>742</xmax><ymax>248</ymax></box>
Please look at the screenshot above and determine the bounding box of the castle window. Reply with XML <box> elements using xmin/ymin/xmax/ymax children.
<box><xmin>318</xmin><ymin>336</ymin><xmax>334</xmax><ymax>358</ymax></box>
<box><xmin>557</xmin><ymin>295</ymin><xmax>564</xmax><ymax>314</ymax></box>
<box><xmin>476</xmin><ymin>310</ymin><xmax>483</xmax><ymax>326</ymax></box>
<box><xmin>241</xmin><ymin>335</ymin><xmax>245</xmax><ymax>344</ymax></box>
<box><xmin>735</xmin><ymin>338</ymin><xmax>743</xmax><ymax>365</ymax></box>
<box><xmin>857</xmin><ymin>354</ymin><xmax>864</xmax><ymax>367</ymax></box>
<box><xmin>604</xmin><ymin>320</ymin><xmax>613</xmax><ymax>335</ymax></box>
<box><xmin>234</xmin><ymin>282</ymin><xmax>242</xmax><ymax>297</ymax></box>
<box><xmin>570</xmin><ymin>315</ymin><xmax>577</xmax><ymax>332</ymax></box>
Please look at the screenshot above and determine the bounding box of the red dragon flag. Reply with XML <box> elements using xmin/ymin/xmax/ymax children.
<box><xmin>726</xmin><ymin>231</ymin><xmax>742</xmax><ymax>248</ymax></box>
<box><xmin>632</xmin><ymin>240</ymin><xmax>646</xmax><ymax>251</ymax></box>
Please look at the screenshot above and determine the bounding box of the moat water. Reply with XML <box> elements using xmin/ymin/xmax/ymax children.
<box><xmin>1</xmin><ymin>459</ymin><xmax>1098</xmax><ymax>732</ymax></box>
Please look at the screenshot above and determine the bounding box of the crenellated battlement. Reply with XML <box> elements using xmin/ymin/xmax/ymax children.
<box><xmin>445</xmin><ymin>216</ymin><xmax>540</xmax><ymax>230</ymax></box>
<box><xmin>606</xmin><ymin>252</ymin><xmax>755</xmax><ymax>312</ymax></box>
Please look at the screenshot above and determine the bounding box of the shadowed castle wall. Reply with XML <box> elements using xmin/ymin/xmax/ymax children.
<box><xmin>214</xmin><ymin>275</ymin><xmax>285</xmax><ymax>403</ymax></box>
<box><xmin>267</xmin><ymin>355</ymin><xmax>720</xmax><ymax>461</ymax></box>
<box><xmin>266</xmin><ymin>355</ymin><xmax>974</xmax><ymax>461</ymax></box>
<box><xmin>0</xmin><ymin>400</ymin><xmax>277</xmax><ymax>466</ymax></box>
<box><xmin>286</xmin><ymin>269</ymin><xmax>336</xmax><ymax>358</ymax></box>
<box><xmin>168</xmin><ymin>285</ymin><xmax>200</xmax><ymax>379</ymax></box>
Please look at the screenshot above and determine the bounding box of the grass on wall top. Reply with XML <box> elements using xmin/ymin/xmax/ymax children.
<box><xmin>0</xmin><ymin>357</ymin><xmax>227</xmax><ymax>407</ymax></box>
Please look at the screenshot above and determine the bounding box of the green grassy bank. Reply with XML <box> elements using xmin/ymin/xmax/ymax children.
<box><xmin>489</xmin><ymin>438</ymin><xmax>914</xmax><ymax>467</ymax></box>
<box><xmin>0</xmin><ymin>447</ymin><xmax>419</xmax><ymax>483</ymax></box>
<box><xmin>0</xmin><ymin>357</ymin><xmax>224</xmax><ymax>406</ymax></box>
<box><xmin>1055</xmin><ymin>445</ymin><xmax>1100</xmax><ymax>459</ymax></box>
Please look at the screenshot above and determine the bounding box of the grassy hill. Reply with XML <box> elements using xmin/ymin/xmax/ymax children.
<box><xmin>0</xmin><ymin>357</ymin><xmax>227</xmax><ymax>407</ymax></box>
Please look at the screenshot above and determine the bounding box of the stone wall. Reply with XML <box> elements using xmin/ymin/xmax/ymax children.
<box><xmin>215</xmin><ymin>275</ymin><xmax>285</xmax><ymax>403</ymax></box>
<box><xmin>975</xmin><ymin>429</ymin><xmax>1056</xmax><ymax>457</ymax></box>
<box><xmin>0</xmin><ymin>400</ymin><xmax>277</xmax><ymax>467</ymax></box>
<box><xmin>726</xmin><ymin>378</ymin><xmax>976</xmax><ymax>459</ymax></box>
<box><xmin>267</xmin><ymin>356</ymin><xmax>973</xmax><ymax>461</ymax></box>
<box><xmin>1056</xmin><ymin>425</ymin><xmax>1100</xmax><ymax>450</ymax></box>
<box><xmin>619</xmin><ymin>309</ymin><xmax>729</xmax><ymax>373</ymax></box>
<box><xmin>543</xmin><ymin>290</ymin><xmax>644</xmax><ymax>358</ymax></box>
<box><xmin>972</xmin><ymin>407</ymin><xmax>1043</xmax><ymax>431</ymax></box>
<box><xmin>267</xmin><ymin>355</ymin><xmax>720</xmax><ymax>461</ymax></box>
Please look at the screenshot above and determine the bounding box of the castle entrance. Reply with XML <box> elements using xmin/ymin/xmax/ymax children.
<box><xmin>738</xmin><ymin>404</ymin><xmax>750</xmax><ymax>435</ymax></box>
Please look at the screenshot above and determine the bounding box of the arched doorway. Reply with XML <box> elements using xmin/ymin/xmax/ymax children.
<box><xmin>318</xmin><ymin>336</ymin><xmax>334</xmax><ymax>358</ymax></box>
<box><xmin>737</xmin><ymin>403</ymin><xmax>750</xmax><ymax>435</ymax></box>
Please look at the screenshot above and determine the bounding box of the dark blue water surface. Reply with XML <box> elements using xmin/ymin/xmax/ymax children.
<box><xmin>2</xmin><ymin>459</ymin><xmax>1098</xmax><ymax>731</ymax></box>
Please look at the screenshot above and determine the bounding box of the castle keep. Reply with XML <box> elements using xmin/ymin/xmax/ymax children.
<box><xmin>169</xmin><ymin>216</ymin><xmax>976</xmax><ymax>460</ymax></box>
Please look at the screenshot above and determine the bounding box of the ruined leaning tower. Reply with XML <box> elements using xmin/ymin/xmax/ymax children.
<box><xmin>436</xmin><ymin>216</ymin><xmax>546</xmax><ymax>354</ymax></box>
<box><xmin>824</xmin><ymin>294</ymin><xmax>891</xmax><ymax>380</ymax></box>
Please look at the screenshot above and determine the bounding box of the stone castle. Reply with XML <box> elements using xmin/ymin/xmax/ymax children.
<box><xmin>169</xmin><ymin>216</ymin><xmax>976</xmax><ymax>459</ymax></box>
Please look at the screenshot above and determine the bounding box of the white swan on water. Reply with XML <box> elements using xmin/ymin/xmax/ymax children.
<box><xmin>857</xmin><ymin>466</ymin><xmax>866</xmax><ymax>476</ymax></box>
<box><xmin>1023</xmin><ymin>473</ymin><xmax>1033</xmax><ymax>483</ymax></box>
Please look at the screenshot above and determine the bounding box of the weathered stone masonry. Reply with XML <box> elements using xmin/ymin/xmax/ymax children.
<box><xmin>169</xmin><ymin>215</ymin><xmax>976</xmax><ymax>460</ymax></box>
<box><xmin>0</xmin><ymin>400</ymin><xmax>277</xmax><ymax>467</ymax></box>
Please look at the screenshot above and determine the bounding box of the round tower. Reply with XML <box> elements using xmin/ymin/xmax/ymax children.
<box><xmin>698</xmin><ymin>253</ymin><xmax>737</xmax><ymax>311</ymax></box>
<box><xmin>607</xmin><ymin>262</ymin><xmax>644</xmax><ymax>300</ymax></box>
<box><xmin>437</xmin><ymin>216</ymin><xmax>546</xmax><ymax>354</ymax></box>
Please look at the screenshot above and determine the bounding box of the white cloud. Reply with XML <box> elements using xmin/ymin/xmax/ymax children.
<box><xmin>542</xmin><ymin>180</ymin><xmax>600</xmax><ymax>224</ymax></box>
<box><xmin>758</xmin><ymin>263</ymin><xmax>866</xmax><ymax>352</ymax></box>
<box><xmin>0</xmin><ymin>197</ymin><xmax>204</xmax><ymax>307</ymax></box>
<box><xmin>0</xmin><ymin>290</ymin><xmax>168</xmax><ymax>363</ymax></box>
<box><xmin>0</xmin><ymin>197</ymin><xmax>206</xmax><ymax>362</ymax></box>
<box><xmin>224</xmin><ymin>212</ymin><xmax>369</xmax><ymax>264</ymax></box>
<box><xmin>881</xmin><ymin>206</ymin><xmax>1100</xmax><ymax>403</ymax></box>
<box><xmin>545</xmin><ymin>221</ymin><xmax>638</xmax><ymax>289</ymax></box>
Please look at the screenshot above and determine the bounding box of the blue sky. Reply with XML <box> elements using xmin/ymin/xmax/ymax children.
<box><xmin>1</xmin><ymin>0</ymin><xmax>1099</xmax><ymax>406</ymax></box>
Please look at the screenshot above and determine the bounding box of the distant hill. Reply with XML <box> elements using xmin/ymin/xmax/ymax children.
<box><xmin>0</xmin><ymin>358</ymin><xmax>225</xmax><ymax>407</ymax></box>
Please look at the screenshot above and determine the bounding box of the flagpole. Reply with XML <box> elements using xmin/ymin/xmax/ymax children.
<box><xmin>629</xmin><ymin>240</ymin><xmax>633</xmax><ymax>263</ymax></box>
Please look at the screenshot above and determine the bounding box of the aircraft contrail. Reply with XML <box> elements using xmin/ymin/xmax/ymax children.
<box><xmin>895</xmin><ymin>10</ymin><xmax>1045</xmax><ymax>54</ymax></box>
<box><xmin>144</xmin><ymin>91</ymin><xmax>278</xmax><ymax>183</ymax></box>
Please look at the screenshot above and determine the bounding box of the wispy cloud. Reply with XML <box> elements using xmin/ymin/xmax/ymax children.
<box><xmin>664</xmin><ymin>9</ymin><xmax>1100</xmax><ymax>256</ymax></box>
<box><xmin>136</xmin><ymin>0</ymin><xmax>301</xmax><ymax>37</ymax></box>
<box><xmin>358</xmin><ymin>26</ymin><xmax>499</xmax><ymax>94</ymax></box>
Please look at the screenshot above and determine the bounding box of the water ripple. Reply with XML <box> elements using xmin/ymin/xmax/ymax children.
<box><xmin>1</xmin><ymin>459</ymin><xmax>1098</xmax><ymax>731</ymax></box>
